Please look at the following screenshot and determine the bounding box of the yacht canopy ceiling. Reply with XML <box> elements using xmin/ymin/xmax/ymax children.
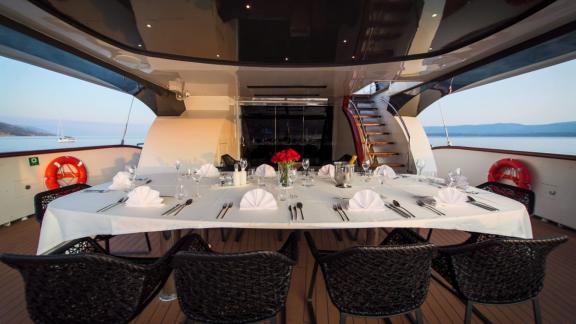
<box><xmin>0</xmin><ymin>0</ymin><xmax>575</xmax><ymax>116</ymax></box>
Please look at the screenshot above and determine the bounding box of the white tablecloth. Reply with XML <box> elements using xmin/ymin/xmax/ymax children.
<box><xmin>37</xmin><ymin>174</ymin><xmax>533</xmax><ymax>254</ymax></box>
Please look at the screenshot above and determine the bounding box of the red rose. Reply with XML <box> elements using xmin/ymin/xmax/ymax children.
<box><xmin>271</xmin><ymin>148</ymin><xmax>300</xmax><ymax>163</ymax></box>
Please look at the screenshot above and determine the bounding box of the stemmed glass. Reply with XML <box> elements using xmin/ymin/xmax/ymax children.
<box><xmin>288</xmin><ymin>168</ymin><xmax>298</xmax><ymax>198</ymax></box>
<box><xmin>240</xmin><ymin>159</ymin><xmax>248</xmax><ymax>171</ymax></box>
<box><xmin>416</xmin><ymin>159</ymin><xmax>426</xmax><ymax>176</ymax></box>
<box><xmin>302</xmin><ymin>158</ymin><xmax>310</xmax><ymax>176</ymax></box>
<box><xmin>362</xmin><ymin>159</ymin><xmax>371</xmax><ymax>176</ymax></box>
<box><xmin>125</xmin><ymin>165</ymin><xmax>136</xmax><ymax>191</ymax></box>
<box><xmin>191</xmin><ymin>169</ymin><xmax>202</xmax><ymax>198</ymax></box>
<box><xmin>175</xmin><ymin>183</ymin><xmax>186</xmax><ymax>203</ymax></box>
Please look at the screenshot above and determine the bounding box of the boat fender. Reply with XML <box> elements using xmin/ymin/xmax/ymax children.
<box><xmin>487</xmin><ymin>158</ymin><xmax>531</xmax><ymax>189</ymax></box>
<box><xmin>44</xmin><ymin>156</ymin><xmax>88</xmax><ymax>189</ymax></box>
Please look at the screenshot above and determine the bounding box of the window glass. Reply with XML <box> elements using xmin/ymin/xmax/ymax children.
<box><xmin>418</xmin><ymin>59</ymin><xmax>576</xmax><ymax>156</ymax></box>
<box><xmin>0</xmin><ymin>56</ymin><xmax>155</xmax><ymax>153</ymax></box>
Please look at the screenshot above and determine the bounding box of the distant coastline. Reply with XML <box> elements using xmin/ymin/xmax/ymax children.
<box><xmin>0</xmin><ymin>122</ymin><xmax>54</xmax><ymax>136</ymax></box>
<box><xmin>425</xmin><ymin>121</ymin><xmax>576</xmax><ymax>137</ymax></box>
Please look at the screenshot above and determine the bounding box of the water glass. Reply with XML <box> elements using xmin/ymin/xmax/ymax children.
<box><xmin>362</xmin><ymin>159</ymin><xmax>371</xmax><ymax>176</ymax></box>
<box><xmin>240</xmin><ymin>159</ymin><xmax>248</xmax><ymax>171</ymax></box>
<box><xmin>175</xmin><ymin>183</ymin><xmax>186</xmax><ymax>202</ymax></box>
<box><xmin>415</xmin><ymin>159</ymin><xmax>426</xmax><ymax>176</ymax></box>
<box><xmin>191</xmin><ymin>169</ymin><xmax>202</xmax><ymax>198</ymax></box>
<box><xmin>278</xmin><ymin>187</ymin><xmax>287</xmax><ymax>201</ymax></box>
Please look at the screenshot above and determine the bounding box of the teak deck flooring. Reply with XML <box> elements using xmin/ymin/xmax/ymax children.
<box><xmin>0</xmin><ymin>217</ymin><xmax>574</xmax><ymax>324</ymax></box>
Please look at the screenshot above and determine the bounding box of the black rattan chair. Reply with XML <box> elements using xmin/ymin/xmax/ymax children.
<box><xmin>171</xmin><ymin>232</ymin><xmax>299</xmax><ymax>324</ymax></box>
<box><xmin>477</xmin><ymin>181</ymin><xmax>535</xmax><ymax>215</ymax></box>
<box><xmin>34</xmin><ymin>184</ymin><xmax>152</xmax><ymax>253</ymax></box>
<box><xmin>432</xmin><ymin>235</ymin><xmax>567</xmax><ymax>324</ymax></box>
<box><xmin>304</xmin><ymin>231</ymin><xmax>436</xmax><ymax>324</ymax></box>
<box><xmin>0</xmin><ymin>234</ymin><xmax>197</xmax><ymax>324</ymax></box>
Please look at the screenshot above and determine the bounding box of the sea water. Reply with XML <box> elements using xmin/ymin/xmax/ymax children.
<box><xmin>427</xmin><ymin>136</ymin><xmax>576</xmax><ymax>155</ymax></box>
<box><xmin>0</xmin><ymin>136</ymin><xmax>145</xmax><ymax>153</ymax></box>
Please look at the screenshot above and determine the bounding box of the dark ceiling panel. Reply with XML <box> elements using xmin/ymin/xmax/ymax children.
<box><xmin>30</xmin><ymin>0</ymin><xmax>554</xmax><ymax>66</ymax></box>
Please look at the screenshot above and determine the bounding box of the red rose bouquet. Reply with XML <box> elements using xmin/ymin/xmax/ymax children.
<box><xmin>271</xmin><ymin>148</ymin><xmax>300</xmax><ymax>187</ymax></box>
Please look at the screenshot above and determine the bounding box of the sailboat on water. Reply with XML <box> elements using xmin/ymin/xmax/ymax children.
<box><xmin>57</xmin><ymin>120</ymin><xmax>76</xmax><ymax>143</ymax></box>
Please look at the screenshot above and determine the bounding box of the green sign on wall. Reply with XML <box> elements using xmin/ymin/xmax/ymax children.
<box><xmin>28</xmin><ymin>156</ymin><xmax>39</xmax><ymax>166</ymax></box>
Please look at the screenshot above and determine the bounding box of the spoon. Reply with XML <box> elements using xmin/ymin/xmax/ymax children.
<box><xmin>297</xmin><ymin>202</ymin><xmax>304</xmax><ymax>220</ymax></box>
<box><xmin>467</xmin><ymin>196</ymin><xmax>498</xmax><ymax>211</ymax></box>
<box><xmin>416</xmin><ymin>200</ymin><xmax>444</xmax><ymax>215</ymax></box>
<box><xmin>288</xmin><ymin>205</ymin><xmax>294</xmax><ymax>221</ymax></box>
<box><xmin>173</xmin><ymin>198</ymin><xmax>193</xmax><ymax>216</ymax></box>
<box><xmin>392</xmin><ymin>200</ymin><xmax>416</xmax><ymax>218</ymax></box>
<box><xmin>220</xmin><ymin>202</ymin><xmax>233</xmax><ymax>219</ymax></box>
<box><xmin>332</xmin><ymin>204</ymin><xmax>345</xmax><ymax>221</ymax></box>
<box><xmin>216</xmin><ymin>203</ymin><xmax>228</xmax><ymax>219</ymax></box>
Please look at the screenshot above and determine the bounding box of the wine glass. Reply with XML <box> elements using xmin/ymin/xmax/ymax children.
<box><xmin>415</xmin><ymin>159</ymin><xmax>426</xmax><ymax>176</ymax></box>
<box><xmin>302</xmin><ymin>158</ymin><xmax>310</xmax><ymax>174</ymax></box>
<box><xmin>361</xmin><ymin>159</ymin><xmax>371</xmax><ymax>176</ymax></box>
<box><xmin>191</xmin><ymin>169</ymin><xmax>202</xmax><ymax>198</ymax></box>
<box><xmin>175</xmin><ymin>160</ymin><xmax>182</xmax><ymax>172</ymax></box>
<box><xmin>240</xmin><ymin>159</ymin><xmax>248</xmax><ymax>171</ymax></box>
<box><xmin>175</xmin><ymin>183</ymin><xmax>186</xmax><ymax>202</ymax></box>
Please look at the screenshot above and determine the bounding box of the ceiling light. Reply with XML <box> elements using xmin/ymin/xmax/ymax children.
<box><xmin>351</xmin><ymin>55</ymin><xmax>356</xmax><ymax>59</ymax></box>
<box><xmin>216</xmin><ymin>54</ymin><xmax>221</xmax><ymax>58</ymax></box>
<box><xmin>284</xmin><ymin>57</ymin><xmax>289</xmax><ymax>61</ymax></box>
<box><xmin>146</xmin><ymin>23</ymin><xmax>152</xmax><ymax>28</ymax></box>
<box><xmin>431</xmin><ymin>13</ymin><xmax>438</xmax><ymax>18</ymax></box>
<box><xmin>245</xmin><ymin>3</ymin><xmax>251</xmax><ymax>9</ymax></box>
<box><xmin>137</xmin><ymin>44</ymin><xmax>142</xmax><ymax>48</ymax></box>
<box><xmin>343</xmin><ymin>39</ymin><xmax>348</xmax><ymax>44</ymax></box>
<box><xmin>429</xmin><ymin>47</ymin><xmax>433</xmax><ymax>51</ymax></box>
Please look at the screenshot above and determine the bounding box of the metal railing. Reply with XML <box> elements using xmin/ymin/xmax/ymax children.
<box><xmin>379</xmin><ymin>97</ymin><xmax>412</xmax><ymax>173</ymax></box>
<box><xmin>348</xmin><ymin>99</ymin><xmax>370</xmax><ymax>159</ymax></box>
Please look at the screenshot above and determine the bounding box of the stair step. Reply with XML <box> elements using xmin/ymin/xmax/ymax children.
<box><xmin>364</xmin><ymin>141</ymin><xmax>394</xmax><ymax>145</ymax></box>
<box><xmin>366</xmin><ymin>131</ymin><xmax>390</xmax><ymax>135</ymax></box>
<box><xmin>353</xmin><ymin>115</ymin><xmax>382</xmax><ymax>119</ymax></box>
<box><xmin>368</xmin><ymin>152</ymin><xmax>399</xmax><ymax>157</ymax></box>
<box><xmin>358</xmin><ymin>123</ymin><xmax>386</xmax><ymax>126</ymax></box>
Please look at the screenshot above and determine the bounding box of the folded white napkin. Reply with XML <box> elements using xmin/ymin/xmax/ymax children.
<box><xmin>318</xmin><ymin>164</ymin><xmax>335</xmax><ymax>178</ymax></box>
<box><xmin>239</xmin><ymin>188</ymin><xmax>278</xmax><ymax>210</ymax></box>
<box><xmin>374</xmin><ymin>165</ymin><xmax>397</xmax><ymax>178</ymax></box>
<box><xmin>108</xmin><ymin>171</ymin><xmax>132</xmax><ymax>190</ymax></box>
<box><xmin>198</xmin><ymin>163</ymin><xmax>220</xmax><ymax>177</ymax></box>
<box><xmin>434</xmin><ymin>187</ymin><xmax>467</xmax><ymax>206</ymax></box>
<box><xmin>125</xmin><ymin>186</ymin><xmax>164</xmax><ymax>207</ymax></box>
<box><xmin>255</xmin><ymin>164</ymin><xmax>276</xmax><ymax>177</ymax></box>
<box><xmin>348</xmin><ymin>189</ymin><xmax>386</xmax><ymax>211</ymax></box>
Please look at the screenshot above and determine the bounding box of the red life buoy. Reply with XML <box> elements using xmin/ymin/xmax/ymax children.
<box><xmin>487</xmin><ymin>158</ymin><xmax>531</xmax><ymax>189</ymax></box>
<box><xmin>44</xmin><ymin>156</ymin><xmax>88</xmax><ymax>189</ymax></box>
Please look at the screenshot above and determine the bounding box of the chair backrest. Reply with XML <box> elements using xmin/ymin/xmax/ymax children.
<box><xmin>171</xmin><ymin>235</ymin><xmax>297</xmax><ymax>323</ymax></box>
<box><xmin>34</xmin><ymin>183</ymin><xmax>91</xmax><ymax>223</ymax></box>
<box><xmin>477</xmin><ymin>181</ymin><xmax>535</xmax><ymax>215</ymax></box>
<box><xmin>318</xmin><ymin>243</ymin><xmax>436</xmax><ymax>317</ymax></box>
<box><xmin>448</xmin><ymin>236</ymin><xmax>567</xmax><ymax>304</ymax></box>
<box><xmin>0</xmin><ymin>237</ymin><xmax>174</xmax><ymax>324</ymax></box>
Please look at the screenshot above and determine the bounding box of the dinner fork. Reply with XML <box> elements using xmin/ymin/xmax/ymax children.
<box><xmin>97</xmin><ymin>196</ymin><xmax>128</xmax><ymax>212</ymax></box>
<box><xmin>332</xmin><ymin>204</ymin><xmax>346</xmax><ymax>221</ymax></box>
<box><xmin>220</xmin><ymin>202</ymin><xmax>233</xmax><ymax>219</ymax></box>
<box><xmin>337</xmin><ymin>203</ymin><xmax>350</xmax><ymax>221</ymax></box>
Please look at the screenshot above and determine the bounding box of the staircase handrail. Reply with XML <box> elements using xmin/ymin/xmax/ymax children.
<box><xmin>379</xmin><ymin>97</ymin><xmax>412</xmax><ymax>173</ymax></box>
<box><xmin>348</xmin><ymin>99</ymin><xmax>370</xmax><ymax>159</ymax></box>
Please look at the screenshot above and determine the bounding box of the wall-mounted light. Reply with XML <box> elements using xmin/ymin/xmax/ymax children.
<box><xmin>146</xmin><ymin>23</ymin><xmax>152</xmax><ymax>28</ymax></box>
<box><xmin>245</xmin><ymin>3</ymin><xmax>251</xmax><ymax>9</ymax></box>
<box><xmin>431</xmin><ymin>13</ymin><xmax>438</xmax><ymax>18</ymax></box>
<box><xmin>216</xmin><ymin>54</ymin><xmax>221</xmax><ymax>58</ymax></box>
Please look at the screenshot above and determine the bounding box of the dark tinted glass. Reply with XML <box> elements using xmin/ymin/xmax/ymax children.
<box><xmin>241</xmin><ymin>105</ymin><xmax>332</xmax><ymax>166</ymax></box>
<box><xmin>32</xmin><ymin>0</ymin><xmax>552</xmax><ymax>65</ymax></box>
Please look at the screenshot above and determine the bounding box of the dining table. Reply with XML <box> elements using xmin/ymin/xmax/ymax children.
<box><xmin>38</xmin><ymin>172</ymin><xmax>533</xmax><ymax>256</ymax></box>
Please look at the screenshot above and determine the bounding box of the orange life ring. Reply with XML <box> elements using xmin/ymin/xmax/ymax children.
<box><xmin>44</xmin><ymin>156</ymin><xmax>88</xmax><ymax>189</ymax></box>
<box><xmin>487</xmin><ymin>158</ymin><xmax>531</xmax><ymax>189</ymax></box>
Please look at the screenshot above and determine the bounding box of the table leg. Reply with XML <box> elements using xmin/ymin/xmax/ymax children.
<box><xmin>159</xmin><ymin>229</ymin><xmax>181</xmax><ymax>302</ymax></box>
<box><xmin>366</xmin><ymin>228</ymin><xmax>379</xmax><ymax>245</ymax></box>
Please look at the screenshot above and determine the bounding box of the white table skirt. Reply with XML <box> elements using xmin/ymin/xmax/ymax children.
<box><xmin>37</xmin><ymin>173</ymin><xmax>533</xmax><ymax>254</ymax></box>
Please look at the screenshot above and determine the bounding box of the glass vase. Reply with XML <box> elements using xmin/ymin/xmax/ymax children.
<box><xmin>278</xmin><ymin>163</ymin><xmax>290</xmax><ymax>187</ymax></box>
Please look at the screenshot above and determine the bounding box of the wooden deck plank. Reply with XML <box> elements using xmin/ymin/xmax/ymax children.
<box><xmin>0</xmin><ymin>216</ymin><xmax>574</xmax><ymax>324</ymax></box>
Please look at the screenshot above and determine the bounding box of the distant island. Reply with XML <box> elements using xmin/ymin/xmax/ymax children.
<box><xmin>425</xmin><ymin>121</ymin><xmax>576</xmax><ymax>137</ymax></box>
<box><xmin>0</xmin><ymin>122</ymin><xmax>54</xmax><ymax>136</ymax></box>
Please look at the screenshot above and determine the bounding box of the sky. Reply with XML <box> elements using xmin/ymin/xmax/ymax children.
<box><xmin>417</xmin><ymin>59</ymin><xmax>576</xmax><ymax>126</ymax></box>
<box><xmin>1</xmin><ymin>54</ymin><xmax>575</xmax><ymax>130</ymax></box>
<box><xmin>0</xmin><ymin>56</ymin><xmax>155</xmax><ymax>126</ymax></box>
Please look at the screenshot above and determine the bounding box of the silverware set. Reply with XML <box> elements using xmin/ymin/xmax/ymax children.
<box><xmin>216</xmin><ymin>202</ymin><xmax>233</xmax><ymax>219</ymax></box>
<box><xmin>467</xmin><ymin>196</ymin><xmax>499</xmax><ymax>211</ymax></box>
<box><xmin>97</xmin><ymin>196</ymin><xmax>128</xmax><ymax>212</ymax></box>
<box><xmin>163</xmin><ymin>198</ymin><xmax>193</xmax><ymax>216</ymax></box>
<box><xmin>416</xmin><ymin>200</ymin><xmax>445</xmax><ymax>216</ymax></box>
<box><xmin>288</xmin><ymin>202</ymin><xmax>305</xmax><ymax>221</ymax></box>
<box><xmin>385</xmin><ymin>201</ymin><xmax>413</xmax><ymax>219</ymax></box>
<box><xmin>332</xmin><ymin>203</ymin><xmax>350</xmax><ymax>221</ymax></box>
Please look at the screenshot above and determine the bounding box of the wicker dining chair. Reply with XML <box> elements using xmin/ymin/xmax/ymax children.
<box><xmin>171</xmin><ymin>232</ymin><xmax>299</xmax><ymax>324</ymax></box>
<box><xmin>304</xmin><ymin>231</ymin><xmax>436</xmax><ymax>324</ymax></box>
<box><xmin>432</xmin><ymin>235</ymin><xmax>567</xmax><ymax>324</ymax></box>
<box><xmin>34</xmin><ymin>184</ymin><xmax>152</xmax><ymax>253</ymax></box>
<box><xmin>0</xmin><ymin>234</ymin><xmax>197</xmax><ymax>324</ymax></box>
<box><xmin>477</xmin><ymin>181</ymin><xmax>535</xmax><ymax>215</ymax></box>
